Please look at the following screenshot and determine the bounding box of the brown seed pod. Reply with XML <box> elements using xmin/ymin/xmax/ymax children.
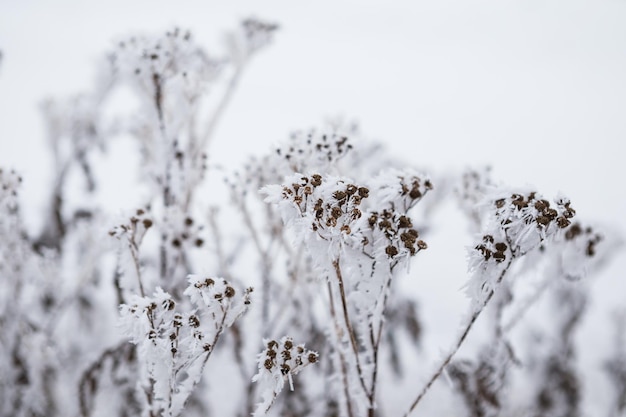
<box><xmin>386</xmin><ymin>245</ymin><xmax>399</xmax><ymax>257</ymax></box>
<box><xmin>494</xmin><ymin>242</ymin><xmax>507</xmax><ymax>252</ymax></box>
<box><xmin>225</xmin><ymin>286</ymin><xmax>236</xmax><ymax>298</ymax></box>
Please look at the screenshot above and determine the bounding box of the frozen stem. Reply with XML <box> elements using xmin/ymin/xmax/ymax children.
<box><xmin>404</xmin><ymin>256</ymin><xmax>514</xmax><ymax>416</ymax></box>
<box><xmin>327</xmin><ymin>280</ymin><xmax>356</xmax><ymax>417</ymax></box>
<box><xmin>332</xmin><ymin>258</ymin><xmax>373</xmax><ymax>402</ymax></box>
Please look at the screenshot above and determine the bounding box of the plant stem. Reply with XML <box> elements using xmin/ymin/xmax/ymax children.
<box><xmin>403</xmin><ymin>257</ymin><xmax>513</xmax><ymax>416</ymax></box>
<box><xmin>333</xmin><ymin>258</ymin><xmax>372</xmax><ymax>399</ymax></box>
<box><xmin>327</xmin><ymin>281</ymin><xmax>355</xmax><ymax>417</ymax></box>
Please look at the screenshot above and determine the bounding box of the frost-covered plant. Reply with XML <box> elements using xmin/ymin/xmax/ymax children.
<box><xmin>260</xmin><ymin>163</ymin><xmax>431</xmax><ymax>416</ymax></box>
<box><xmin>252</xmin><ymin>336</ymin><xmax>319</xmax><ymax>416</ymax></box>
<box><xmin>1</xmin><ymin>17</ymin><xmax>624</xmax><ymax>417</ymax></box>
<box><xmin>118</xmin><ymin>276</ymin><xmax>252</xmax><ymax>417</ymax></box>
<box><xmin>407</xmin><ymin>188</ymin><xmax>576</xmax><ymax>409</ymax></box>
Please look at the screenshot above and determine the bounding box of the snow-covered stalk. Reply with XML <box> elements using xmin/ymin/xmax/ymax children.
<box><xmin>404</xmin><ymin>189</ymin><xmax>576</xmax><ymax>416</ymax></box>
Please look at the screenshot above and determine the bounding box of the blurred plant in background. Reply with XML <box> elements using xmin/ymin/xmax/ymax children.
<box><xmin>0</xmin><ymin>19</ymin><xmax>623</xmax><ymax>417</ymax></box>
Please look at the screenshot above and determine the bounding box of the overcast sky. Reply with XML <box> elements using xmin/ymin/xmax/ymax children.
<box><xmin>2</xmin><ymin>0</ymin><xmax>625</xmax><ymax>210</ymax></box>
<box><xmin>1</xmin><ymin>0</ymin><xmax>625</xmax><ymax>411</ymax></box>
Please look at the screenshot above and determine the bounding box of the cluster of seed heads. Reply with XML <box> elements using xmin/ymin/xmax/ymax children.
<box><xmin>229</xmin><ymin>129</ymin><xmax>353</xmax><ymax>199</ymax></box>
<box><xmin>261</xmin><ymin>337</ymin><xmax>319</xmax><ymax>376</ymax></box>
<box><xmin>115</xmin><ymin>27</ymin><xmax>201</xmax><ymax>76</ymax></box>
<box><xmin>475</xmin><ymin>234</ymin><xmax>508</xmax><ymax>263</ymax></box>
<box><xmin>366</xmin><ymin>210</ymin><xmax>426</xmax><ymax>257</ymax></box>
<box><xmin>194</xmin><ymin>277</ymin><xmax>237</xmax><ymax>302</ymax></box>
<box><xmin>398</xmin><ymin>176</ymin><xmax>433</xmax><ymax>201</ymax></box>
<box><xmin>281</xmin><ymin>174</ymin><xmax>368</xmax><ymax>235</ymax></box>
<box><xmin>169</xmin><ymin>215</ymin><xmax>204</xmax><ymax>249</ymax></box>
<box><xmin>127</xmin><ymin>292</ymin><xmax>214</xmax><ymax>355</ymax></box>
<box><xmin>374</xmin><ymin>170</ymin><xmax>433</xmax><ymax>213</ymax></box>
<box><xmin>0</xmin><ymin>168</ymin><xmax>22</xmax><ymax>206</ymax></box>
<box><xmin>495</xmin><ymin>192</ymin><xmax>575</xmax><ymax>230</ymax></box>
<box><xmin>564</xmin><ymin>223</ymin><xmax>604</xmax><ymax>257</ymax></box>
<box><xmin>187</xmin><ymin>275</ymin><xmax>254</xmax><ymax>311</ymax></box>
<box><xmin>169</xmin><ymin>312</ymin><xmax>211</xmax><ymax>355</ymax></box>
<box><xmin>276</xmin><ymin>129</ymin><xmax>354</xmax><ymax>171</ymax></box>
<box><xmin>109</xmin><ymin>208</ymin><xmax>153</xmax><ymax>240</ymax></box>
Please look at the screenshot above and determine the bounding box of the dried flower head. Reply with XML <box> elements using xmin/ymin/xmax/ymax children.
<box><xmin>111</xmin><ymin>27</ymin><xmax>221</xmax><ymax>103</ymax></box>
<box><xmin>252</xmin><ymin>336</ymin><xmax>319</xmax><ymax>416</ymax></box>
<box><xmin>263</xmin><ymin>173</ymin><xmax>366</xmax><ymax>253</ymax></box>
<box><xmin>361</xmin><ymin>209</ymin><xmax>426</xmax><ymax>262</ymax></box>
<box><xmin>485</xmin><ymin>189</ymin><xmax>576</xmax><ymax>254</ymax></box>
<box><xmin>184</xmin><ymin>274</ymin><xmax>252</xmax><ymax>327</ymax></box>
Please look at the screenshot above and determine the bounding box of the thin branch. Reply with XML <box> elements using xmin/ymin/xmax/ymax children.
<box><xmin>403</xmin><ymin>257</ymin><xmax>514</xmax><ymax>416</ymax></box>
<box><xmin>238</xmin><ymin>199</ymin><xmax>274</xmax><ymax>334</ymax></box>
<box><xmin>128</xmin><ymin>238</ymin><xmax>145</xmax><ymax>297</ymax></box>
<box><xmin>79</xmin><ymin>342</ymin><xmax>134</xmax><ymax>417</ymax></box>
<box><xmin>327</xmin><ymin>281</ymin><xmax>355</xmax><ymax>417</ymax></box>
<box><xmin>332</xmin><ymin>258</ymin><xmax>373</xmax><ymax>400</ymax></box>
<box><xmin>368</xmin><ymin>264</ymin><xmax>394</xmax><ymax>417</ymax></box>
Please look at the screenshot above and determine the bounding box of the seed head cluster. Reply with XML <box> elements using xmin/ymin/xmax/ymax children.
<box><xmin>564</xmin><ymin>222</ymin><xmax>604</xmax><ymax>258</ymax></box>
<box><xmin>279</xmin><ymin>174</ymin><xmax>366</xmax><ymax>238</ymax></box>
<box><xmin>0</xmin><ymin>168</ymin><xmax>22</xmax><ymax>210</ymax></box>
<box><xmin>487</xmin><ymin>191</ymin><xmax>576</xmax><ymax>253</ymax></box>
<box><xmin>365</xmin><ymin>210</ymin><xmax>427</xmax><ymax>258</ymax></box>
<box><xmin>372</xmin><ymin>169</ymin><xmax>433</xmax><ymax>213</ymax></box>
<box><xmin>259</xmin><ymin>336</ymin><xmax>319</xmax><ymax>376</ymax></box>
<box><xmin>109</xmin><ymin>208</ymin><xmax>153</xmax><ymax>244</ymax></box>
<box><xmin>475</xmin><ymin>234</ymin><xmax>509</xmax><ymax>263</ymax></box>
<box><xmin>495</xmin><ymin>192</ymin><xmax>575</xmax><ymax>231</ymax></box>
